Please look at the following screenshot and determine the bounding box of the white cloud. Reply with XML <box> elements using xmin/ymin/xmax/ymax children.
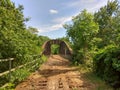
<box><xmin>37</xmin><ymin>24</ymin><xmax>62</xmax><ymax>33</ymax></box>
<box><xmin>38</xmin><ymin>16</ymin><xmax>73</xmax><ymax>33</ymax></box>
<box><xmin>65</xmin><ymin>0</ymin><xmax>96</xmax><ymax>8</ymax></box>
<box><xmin>49</xmin><ymin>9</ymin><xmax>58</xmax><ymax>14</ymax></box>
<box><xmin>87</xmin><ymin>0</ymin><xmax>108</xmax><ymax>12</ymax></box>
<box><xmin>51</xmin><ymin>24</ymin><xmax>62</xmax><ymax>30</ymax></box>
<box><xmin>65</xmin><ymin>0</ymin><xmax>108</xmax><ymax>12</ymax></box>
<box><xmin>53</xmin><ymin>16</ymin><xmax>72</xmax><ymax>24</ymax></box>
<box><xmin>38</xmin><ymin>0</ymin><xmax>108</xmax><ymax>33</ymax></box>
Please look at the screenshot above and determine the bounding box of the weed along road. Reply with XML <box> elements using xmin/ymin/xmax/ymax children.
<box><xmin>15</xmin><ymin>55</ymin><xmax>95</xmax><ymax>90</ymax></box>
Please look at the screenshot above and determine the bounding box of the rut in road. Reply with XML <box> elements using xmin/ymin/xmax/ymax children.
<box><xmin>15</xmin><ymin>55</ymin><xmax>95</xmax><ymax>90</ymax></box>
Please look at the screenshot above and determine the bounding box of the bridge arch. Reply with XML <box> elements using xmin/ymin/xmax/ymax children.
<box><xmin>42</xmin><ymin>39</ymin><xmax>72</xmax><ymax>55</ymax></box>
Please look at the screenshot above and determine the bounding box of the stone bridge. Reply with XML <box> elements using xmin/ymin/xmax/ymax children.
<box><xmin>42</xmin><ymin>39</ymin><xmax>72</xmax><ymax>55</ymax></box>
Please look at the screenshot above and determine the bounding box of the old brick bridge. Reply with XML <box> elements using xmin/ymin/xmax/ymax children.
<box><xmin>42</xmin><ymin>39</ymin><xmax>72</xmax><ymax>55</ymax></box>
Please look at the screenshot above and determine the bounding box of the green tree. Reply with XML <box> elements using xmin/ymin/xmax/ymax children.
<box><xmin>112</xmin><ymin>7</ymin><xmax>120</xmax><ymax>46</ymax></box>
<box><xmin>27</xmin><ymin>26</ymin><xmax>39</xmax><ymax>34</ymax></box>
<box><xmin>0</xmin><ymin>0</ymin><xmax>26</xmax><ymax>58</ymax></box>
<box><xmin>0</xmin><ymin>0</ymin><xmax>49</xmax><ymax>60</ymax></box>
<box><xmin>64</xmin><ymin>10</ymin><xmax>99</xmax><ymax>63</ymax></box>
<box><xmin>51</xmin><ymin>44</ymin><xmax>60</xmax><ymax>55</ymax></box>
<box><xmin>94</xmin><ymin>0</ymin><xmax>119</xmax><ymax>47</ymax></box>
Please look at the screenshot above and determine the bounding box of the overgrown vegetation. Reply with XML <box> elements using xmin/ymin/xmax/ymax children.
<box><xmin>0</xmin><ymin>55</ymin><xmax>47</xmax><ymax>90</ymax></box>
<box><xmin>0</xmin><ymin>0</ymin><xmax>49</xmax><ymax>89</ymax></box>
<box><xmin>0</xmin><ymin>0</ymin><xmax>49</xmax><ymax>59</ymax></box>
<box><xmin>1</xmin><ymin>0</ymin><xmax>120</xmax><ymax>89</ymax></box>
<box><xmin>51</xmin><ymin>44</ymin><xmax>60</xmax><ymax>55</ymax></box>
<box><xmin>64</xmin><ymin>0</ymin><xmax>120</xmax><ymax>88</ymax></box>
<box><xmin>77</xmin><ymin>64</ymin><xmax>113</xmax><ymax>90</ymax></box>
<box><xmin>64</xmin><ymin>9</ymin><xmax>99</xmax><ymax>63</ymax></box>
<box><xmin>93</xmin><ymin>45</ymin><xmax>120</xmax><ymax>88</ymax></box>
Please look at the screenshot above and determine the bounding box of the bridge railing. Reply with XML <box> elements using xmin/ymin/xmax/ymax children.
<box><xmin>0</xmin><ymin>55</ymin><xmax>42</xmax><ymax>87</ymax></box>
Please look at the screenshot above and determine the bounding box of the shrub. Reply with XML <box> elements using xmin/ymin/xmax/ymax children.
<box><xmin>93</xmin><ymin>45</ymin><xmax>120</xmax><ymax>88</ymax></box>
<box><xmin>72</xmin><ymin>49</ymin><xmax>84</xmax><ymax>64</ymax></box>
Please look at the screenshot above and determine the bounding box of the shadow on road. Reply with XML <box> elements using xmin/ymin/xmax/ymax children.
<box><xmin>38</xmin><ymin>68</ymin><xmax>79</xmax><ymax>77</ymax></box>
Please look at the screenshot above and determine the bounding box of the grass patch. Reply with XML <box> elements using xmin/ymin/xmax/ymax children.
<box><xmin>84</xmin><ymin>72</ymin><xmax>113</xmax><ymax>90</ymax></box>
<box><xmin>77</xmin><ymin>64</ymin><xmax>114</xmax><ymax>90</ymax></box>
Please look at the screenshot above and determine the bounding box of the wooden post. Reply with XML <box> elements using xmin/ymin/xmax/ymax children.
<box><xmin>35</xmin><ymin>56</ymin><xmax>37</xmax><ymax>70</ymax></box>
<box><xmin>9</xmin><ymin>58</ymin><xmax>12</xmax><ymax>82</ymax></box>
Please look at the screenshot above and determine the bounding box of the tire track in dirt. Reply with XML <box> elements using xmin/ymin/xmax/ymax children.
<box><xmin>15</xmin><ymin>55</ymin><xmax>95</xmax><ymax>90</ymax></box>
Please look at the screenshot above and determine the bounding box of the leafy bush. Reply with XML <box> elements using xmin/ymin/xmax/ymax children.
<box><xmin>51</xmin><ymin>44</ymin><xmax>60</xmax><ymax>55</ymax></box>
<box><xmin>93</xmin><ymin>45</ymin><xmax>120</xmax><ymax>88</ymax></box>
<box><xmin>10</xmin><ymin>68</ymin><xmax>30</xmax><ymax>85</ymax></box>
<box><xmin>72</xmin><ymin>49</ymin><xmax>84</xmax><ymax>64</ymax></box>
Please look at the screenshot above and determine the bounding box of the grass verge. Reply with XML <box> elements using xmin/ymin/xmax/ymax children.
<box><xmin>77</xmin><ymin>64</ymin><xmax>114</xmax><ymax>90</ymax></box>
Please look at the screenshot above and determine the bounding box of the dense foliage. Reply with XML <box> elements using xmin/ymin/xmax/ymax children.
<box><xmin>64</xmin><ymin>0</ymin><xmax>120</xmax><ymax>88</ymax></box>
<box><xmin>0</xmin><ymin>0</ymin><xmax>49</xmax><ymax>88</ymax></box>
<box><xmin>93</xmin><ymin>45</ymin><xmax>120</xmax><ymax>88</ymax></box>
<box><xmin>93</xmin><ymin>0</ymin><xmax>120</xmax><ymax>88</ymax></box>
<box><xmin>64</xmin><ymin>10</ymin><xmax>99</xmax><ymax>63</ymax></box>
<box><xmin>0</xmin><ymin>0</ymin><xmax>49</xmax><ymax>62</ymax></box>
<box><xmin>51</xmin><ymin>44</ymin><xmax>60</xmax><ymax>55</ymax></box>
<box><xmin>94</xmin><ymin>0</ymin><xmax>119</xmax><ymax>48</ymax></box>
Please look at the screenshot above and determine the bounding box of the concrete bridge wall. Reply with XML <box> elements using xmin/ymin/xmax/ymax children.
<box><xmin>42</xmin><ymin>39</ymin><xmax>72</xmax><ymax>55</ymax></box>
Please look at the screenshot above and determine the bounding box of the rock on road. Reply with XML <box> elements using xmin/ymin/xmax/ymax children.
<box><xmin>15</xmin><ymin>55</ymin><xmax>95</xmax><ymax>90</ymax></box>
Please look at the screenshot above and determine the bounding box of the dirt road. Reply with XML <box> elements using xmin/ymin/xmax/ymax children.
<box><xmin>15</xmin><ymin>55</ymin><xmax>95</xmax><ymax>90</ymax></box>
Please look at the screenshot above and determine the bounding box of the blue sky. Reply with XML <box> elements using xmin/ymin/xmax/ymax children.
<box><xmin>11</xmin><ymin>0</ymin><xmax>110</xmax><ymax>39</ymax></box>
